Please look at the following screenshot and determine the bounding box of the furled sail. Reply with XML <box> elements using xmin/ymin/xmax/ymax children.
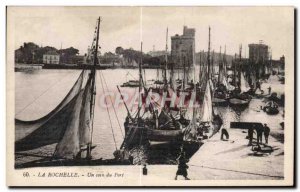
<box><xmin>240</xmin><ymin>73</ymin><xmax>250</xmax><ymax>93</ymax></box>
<box><xmin>200</xmin><ymin>83</ymin><xmax>213</xmax><ymax>122</ymax></box>
<box><xmin>15</xmin><ymin>70</ymin><xmax>89</xmax><ymax>152</ymax></box>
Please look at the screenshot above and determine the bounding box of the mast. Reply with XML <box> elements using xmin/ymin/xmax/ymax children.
<box><xmin>239</xmin><ymin>45</ymin><xmax>242</xmax><ymax>89</ymax></box>
<box><xmin>212</xmin><ymin>50</ymin><xmax>215</xmax><ymax>80</ymax></box>
<box><xmin>199</xmin><ymin>50</ymin><xmax>202</xmax><ymax>84</ymax></box>
<box><xmin>164</xmin><ymin>27</ymin><xmax>168</xmax><ymax>91</ymax></box>
<box><xmin>218</xmin><ymin>46</ymin><xmax>222</xmax><ymax>84</ymax></box>
<box><xmin>183</xmin><ymin>56</ymin><xmax>186</xmax><ymax>90</ymax></box>
<box><xmin>138</xmin><ymin>42</ymin><xmax>143</xmax><ymax>119</ymax></box>
<box><xmin>233</xmin><ymin>53</ymin><xmax>237</xmax><ymax>87</ymax></box>
<box><xmin>223</xmin><ymin>45</ymin><xmax>227</xmax><ymax>77</ymax></box>
<box><xmin>207</xmin><ymin>26</ymin><xmax>211</xmax><ymax>80</ymax></box>
<box><xmin>87</xmin><ymin>16</ymin><xmax>101</xmax><ymax>159</ymax></box>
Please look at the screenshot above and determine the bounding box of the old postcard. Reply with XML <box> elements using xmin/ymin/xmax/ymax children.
<box><xmin>6</xmin><ymin>6</ymin><xmax>294</xmax><ymax>186</ymax></box>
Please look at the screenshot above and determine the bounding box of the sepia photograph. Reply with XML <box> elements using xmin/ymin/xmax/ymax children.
<box><xmin>6</xmin><ymin>6</ymin><xmax>294</xmax><ymax>186</ymax></box>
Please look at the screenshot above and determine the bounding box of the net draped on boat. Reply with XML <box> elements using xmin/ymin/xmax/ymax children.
<box><xmin>15</xmin><ymin>70</ymin><xmax>93</xmax><ymax>157</ymax></box>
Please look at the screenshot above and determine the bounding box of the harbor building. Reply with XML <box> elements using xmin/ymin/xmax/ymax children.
<box><xmin>43</xmin><ymin>51</ymin><xmax>60</xmax><ymax>64</ymax></box>
<box><xmin>171</xmin><ymin>26</ymin><xmax>195</xmax><ymax>68</ymax></box>
<box><xmin>248</xmin><ymin>41</ymin><xmax>269</xmax><ymax>63</ymax></box>
<box><xmin>248</xmin><ymin>41</ymin><xmax>269</xmax><ymax>78</ymax></box>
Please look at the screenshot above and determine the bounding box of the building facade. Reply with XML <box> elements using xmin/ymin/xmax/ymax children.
<box><xmin>248</xmin><ymin>42</ymin><xmax>269</xmax><ymax>64</ymax></box>
<box><xmin>43</xmin><ymin>51</ymin><xmax>60</xmax><ymax>64</ymax></box>
<box><xmin>171</xmin><ymin>26</ymin><xmax>195</xmax><ymax>68</ymax></box>
<box><xmin>248</xmin><ymin>42</ymin><xmax>270</xmax><ymax>79</ymax></box>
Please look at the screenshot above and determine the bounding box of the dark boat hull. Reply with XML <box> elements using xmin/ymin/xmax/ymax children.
<box><xmin>212</xmin><ymin>97</ymin><xmax>228</xmax><ymax>106</ymax></box>
<box><xmin>146</xmin><ymin>129</ymin><xmax>183</xmax><ymax>143</ymax></box>
<box><xmin>229</xmin><ymin>98</ymin><xmax>250</xmax><ymax>107</ymax></box>
<box><xmin>264</xmin><ymin>107</ymin><xmax>279</xmax><ymax>115</ymax></box>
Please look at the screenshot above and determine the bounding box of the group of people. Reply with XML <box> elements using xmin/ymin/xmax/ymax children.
<box><xmin>248</xmin><ymin>123</ymin><xmax>270</xmax><ymax>150</ymax></box>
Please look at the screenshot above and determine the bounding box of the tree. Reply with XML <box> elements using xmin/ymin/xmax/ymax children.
<box><xmin>59</xmin><ymin>47</ymin><xmax>80</xmax><ymax>64</ymax></box>
<box><xmin>19</xmin><ymin>42</ymin><xmax>39</xmax><ymax>63</ymax></box>
<box><xmin>115</xmin><ymin>47</ymin><xmax>124</xmax><ymax>55</ymax></box>
<box><xmin>59</xmin><ymin>47</ymin><xmax>79</xmax><ymax>56</ymax></box>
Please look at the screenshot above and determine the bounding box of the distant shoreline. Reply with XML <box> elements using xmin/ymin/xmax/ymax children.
<box><xmin>14</xmin><ymin>63</ymin><xmax>199</xmax><ymax>71</ymax></box>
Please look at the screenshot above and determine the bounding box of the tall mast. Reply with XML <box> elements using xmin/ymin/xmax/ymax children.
<box><xmin>238</xmin><ymin>44</ymin><xmax>242</xmax><ymax>88</ymax></box>
<box><xmin>138</xmin><ymin>42</ymin><xmax>143</xmax><ymax>119</ymax></box>
<box><xmin>199</xmin><ymin>50</ymin><xmax>202</xmax><ymax>84</ymax></box>
<box><xmin>223</xmin><ymin>45</ymin><xmax>227</xmax><ymax>73</ymax></box>
<box><xmin>87</xmin><ymin>16</ymin><xmax>101</xmax><ymax>159</ymax></box>
<box><xmin>212</xmin><ymin>50</ymin><xmax>215</xmax><ymax>80</ymax></box>
<box><xmin>182</xmin><ymin>55</ymin><xmax>186</xmax><ymax>90</ymax></box>
<box><xmin>234</xmin><ymin>53</ymin><xmax>237</xmax><ymax>87</ymax></box>
<box><xmin>164</xmin><ymin>27</ymin><xmax>168</xmax><ymax>91</ymax></box>
<box><xmin>207</xmin><ymin>26</ymin><xmax>211</xmax><ymax>80</ymax></box>
<box><xmin>218</xmin><ymin>46</ymin><xmax>222</xmax><ymax>84</ymax></box>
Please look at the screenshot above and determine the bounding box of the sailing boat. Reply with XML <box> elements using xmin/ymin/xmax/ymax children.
<box><xmin>148</xmin><ymin>28</ymin><xmax>182</xmax><ymax>111</ymax></box>
<box><xmin>228</xmin><ymin>45</ymin><xmax>251</xmax><ymax>107</ymax></box>
<box><xmin>184</xmin><ymin>70</ymin><xmax>223</xmax><ymax>142</ymax></box>
<box><xmin>15</xmin><ymin>17</ymin><xmax>129</xmax><ymax>168</ymax></box>
<box><xmin>212</xmin><ymin>46</ymin><xmax>229</xmax><ymax>106</ymax></box>
<box><xmin>121</xmin><ymin>40</ymin><xmax>187</xmax><ymax>153</ymax></box>
<box><xmin>184</xmin><ymin>26</ymin><xmax>222</xmax><ymax>145</ymax></box>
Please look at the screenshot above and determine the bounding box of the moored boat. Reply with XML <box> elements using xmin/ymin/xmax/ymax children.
<box><xmin>263</xmin><ymin>101</ymin><xmax>279</xmax><ymax>115</ymax></box>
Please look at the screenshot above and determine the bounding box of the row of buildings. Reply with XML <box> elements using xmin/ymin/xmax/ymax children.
<box><xmin>41</xmin><ymin>25</ymin><xmax>284</xmax><ymax>72</ymax></box>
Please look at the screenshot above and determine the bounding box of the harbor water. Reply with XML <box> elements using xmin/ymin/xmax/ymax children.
<box><xmin>15</xmin><ymin>68</ymin><xmax>284</xmax><ymax>164</ymax></box>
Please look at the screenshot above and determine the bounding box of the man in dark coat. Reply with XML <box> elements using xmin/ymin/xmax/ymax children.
<box><xmin>221</xmin><ymin>127</ymin><xmax>229</xmax><ymax>141</ymax></box>
<box><xmin>175</xmin><ymin>150</ymin><xmax>189</xmax><ymax>180</ymax></box>
<box><xmin>263</xmin><ymin>124</ymin><xmax>270</xmax><ymax>144</ymax></box>
<box><xmin>248</xmin><ymin>125</ymin><xmax>254</xmax><ymax>146</ymax></box>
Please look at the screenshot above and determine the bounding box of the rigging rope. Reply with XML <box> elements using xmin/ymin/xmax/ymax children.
<box><xmin>97</xmin><ymin>71</ymin><xmax>118</xmax><ymax>150</ymax></box>
<box><xmin>98</xmin><ymin>71</ymin><xmax>124</xmax><ymax>138</ymax></box>
<box><xmin>15</xmin><ymin>72</ymin><xmax>76</xmax><ymax>116</ymax></box>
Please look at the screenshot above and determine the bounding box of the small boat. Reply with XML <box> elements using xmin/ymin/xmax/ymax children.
<box><xmin>229</xmin><ymin>97</ymin><xmax>250</xmax><ymax>107</ymax></box>
<box><xmin>120</xmin><ymin>80</ymin><xmax>139</xmax><ymax>87</ymax></box>
<box><xmin>229</xmin><ymin>71</ymin><xmax>251</xmax><ymax>107</ymax></box>
<box><xmin>278</xmin><ymin>75</ymin><xmax>285</xmax><ymax>84</ymax></box>
<box><xmin>263</xmin><ymin>101</ymin><xmax>279</xmax><ymax>115</ymax></box>
<box><xmin>213</xmin><ymin>97</ymin><xmax>228</xmax><ymax>106</ymax></box>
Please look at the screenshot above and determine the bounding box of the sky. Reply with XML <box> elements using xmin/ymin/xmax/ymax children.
<box><xmin>8</xmin><ymin>6</ymin><xmax>294</xmax><ymax>60</ymax></box>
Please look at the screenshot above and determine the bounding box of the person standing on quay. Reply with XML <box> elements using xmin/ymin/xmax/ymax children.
<box><xmin>263</xmin><ymin>124</ymin><xmax>270</xmax><ymax>144</ymax></box>
<box><xmin>175</xmin><ymin>149</ymin><xmax>190</xmax><ymax>180</ymax></box>
<box><xmin>255</xmin><ymin>125</ymin><xmax>264</xmax><ymax>151</ymax></box>
<box><xmin>268</xmin><ymin>86</ymin><xmax>272</xmax><ymax>95</ymax></box>
<box><xmin>248</xmin><ymin>125</ymin><xmax>254</xmax><ymax>146</ymax></box>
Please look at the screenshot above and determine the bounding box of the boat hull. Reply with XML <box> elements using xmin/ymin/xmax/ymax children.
<box><xmin>146</xmin><ymin>129</ymin><xmax>183</xmax><ymax>143</ymax></box>
<box><xmin>229</xmin><ymin>98</ymin><xmax>250</xmax><ymax>107</ymax></box>
<box><xmin>264</xmin><ymin>107</ymin><xmax>279</xmax><ymax>115</ymax></box>
<box><xmin>212</xmin><ymin>97</ymin><xmax>228</xmax><ymax>106</ymax></box>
